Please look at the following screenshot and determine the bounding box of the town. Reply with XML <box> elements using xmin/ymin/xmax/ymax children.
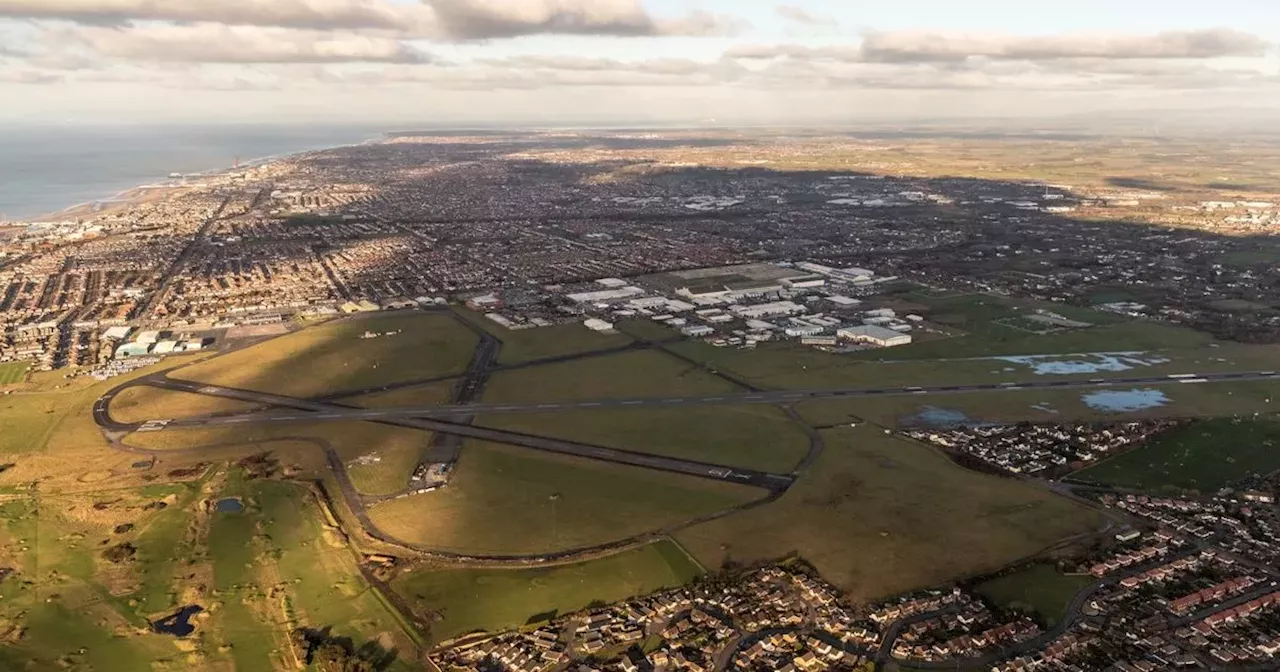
<box><xmin>3</xmin><ymin>132</ymin><xmax>1280</xmax><ymax>371</ymax></box>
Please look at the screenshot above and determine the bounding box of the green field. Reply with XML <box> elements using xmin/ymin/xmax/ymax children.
<box><xmin>0</xmin><ymin>362</ymin><xmax>28</xmax><ymax>385</ymax></box>
<box><xmin>109</xmin><ymin>385</ymin><xmax>260</xmax><ymax>424</ymax></box>
<box><xmin>974</xmin><ymin>564</ymin><xmax>1094</xmax><ymax>627</ymax></box>
<box><xmin>453</xmin><ymin>309</ymin><xmax>634</xmax><ymax>364</ymax></box>
<box><xmin>126</xmin><ymin>422</ymin><xmax>431</xmax><ymax>497</ymax></box>
<box><xmin>368</xmin><ymin>441</ymin><xmax>758</xmax><ymax>555</ymax></box>
<box><xmin>171</xmin><ymin>311</ymin><xmax>478</xmax><ymax>398</ymax></box>
<box><xmin>482</xmin><ymin>405</ymin><xmax>811</xmax><ymax>473</ymax></box>
<box><xmin>202</xmin><ymin>473</ymin><xmax>419</xmax><ymax>670</ymax></box>
<box><xmin>676</xmin><ymin>426</ymin><xmax>1103</xmax><ymax>602</ymax></box>
<box><xmin>483</xmin><ymin>349</ymin><xmax>737</xmax><ymax>403</ymax></box>
<box><xmin>391</xmin><ymin>540</ymin><xmax>702</xmax><ymax>643</ymax></box>
<box><xmin>1070</xmin><ymin>418</ymin><xmax>1280</xmax><ymax>492</ymax></box>
<box><xmin>344</xmin><ymin>380</ymin><xmax>457</xmax><ymax>408</ymax></box>
<box><xmin>797</xmin><ymin>378</ymin><xmax>1280</xmax><ymax>428</ymax></box>
<box><xmin>0</xmin><ymin>470</ymin><xmax>418</xmax><ymax>671</ymax></box>
<box><xmin>665</xmin><ymin>329</ymin><xmax>1250</xmax><ymax>394</ymax></box>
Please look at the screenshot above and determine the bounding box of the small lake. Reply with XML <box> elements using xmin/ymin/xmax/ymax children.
<box><xmin>215</xmin><ymin>497</ymin><xmax>244</xmax><ymax>513</ymax></box>
<box><xmin>901</xmin><ymin>406</ymin><xmax>975</xmax><ymax>428</ymax></box>
<box><xmin>152</xmin><ymin>605</ymin><xmax>203</xmax><ymax>637</ymax></box>
<box><xmin>1081</xmin><ymin>388</ymin><xmax>1170</xmax><ymax>412</ymax></box>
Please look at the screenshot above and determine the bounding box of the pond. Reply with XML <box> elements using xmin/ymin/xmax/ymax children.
<box><xmin>215</xmin><ymin>497</ymin><xmax>244</xmax><ymax>513</ymax></box>
<box><xmin>901</xmin><ymin>406</ymin><xmax>975</xmax><ymax>428</ymax></box>
<box><xmin>152</xmin><ymin>605</ymin><xmax>203</xmax><ymax>637</ymax></box>
<box><xmin>1081</xmin><ymin>388</ymin><xmax>1170</xmax><ymax>412</ymax></box>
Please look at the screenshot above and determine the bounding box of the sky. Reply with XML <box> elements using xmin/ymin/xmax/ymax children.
<box><xmin>0</xmin><ymin>0</ymin><xmax>1277</xmax><ymax>126</ymax></box>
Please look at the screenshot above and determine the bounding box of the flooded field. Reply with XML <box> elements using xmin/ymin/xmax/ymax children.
<box><xmin>1081</xmin><ymin>388</ymin><xmax>1170</xmax><ymax>412</ymax></box>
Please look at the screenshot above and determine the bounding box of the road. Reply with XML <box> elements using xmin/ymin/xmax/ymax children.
<box><xmin>136</xmin><ymin>369</ymin><xmax>1280</xmax><ymax>428</ymax></box>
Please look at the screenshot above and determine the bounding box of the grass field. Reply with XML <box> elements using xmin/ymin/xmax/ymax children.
<box><xmin>391</xmin><ymin>540</ymin><xmax>702</xmax><ymax>643</ymax></box>
<box><xmin>973</xmin><ymin>564</ymin><xmax>1094</xmax><ymax>627</ymax></box>
<box><xmin>481</xmin><ymin>405</ymin><xmax>811</xmax><ymax>473</ymax></box>
<box><xmin>126</xmin><ymin>422</ymin><xmax>432</xmax><ymax>497</ymax></box>
<box><xmin>202</xmin><ymin>472</ymin><xmax>419</xmax><ymax>670</ymax></box>
<box><xmin>367</xmin><ymin>441</ymin><xmax>759</xmax><ymax>555</ymax></box>
<box><xmin>171</xmin><ymin>311</ymin><xmax>478</xmax><ymax>398</ymax></box>
<box><xmin>453</xmin><ymin>309</ymin><xmax>634</xmax><ymax>364</ymax></box>
<box><xmin>0</xmin><ymin>361</ymin><xmax>28</xmax><ymax>385</ymax></box>
<box><xmin>676</xmin><ymin>426</ymin><xmax>1103</xmax><ymax>602</ymax></box>
<box><xmin>483</xmin><ymin>349</ymin><xmax>738</xmax><ymax>404</ymax></box>
<box><xmin>664</xmin><ymin>326</ymin><xmax>1255</xmax><ymax>393</ymax></box>
<box><xmin>1070</xmin><ymin>418</ymin><xmax>1280</xmax><ymax>492</ymax></box>
<box><xmin>796</xmin><ymin>378</ymin><xmax>1280</xmax><ymax>428</ymax></box>
<box><xmin>108</xmin><ymin>385</ymin><xmax>261</xmax><ymax>424</ymax></box>
<box><xmin>344</xmin><ymin>380</ymin><xmax>458</xmax><ymax>408</ymax></box>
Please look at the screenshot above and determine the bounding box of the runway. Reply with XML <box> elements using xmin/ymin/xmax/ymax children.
<box><xmin>95</xmin><ymin>375</ymin><xmax>795</xmax><ymax>492</ymax></box>
<box><xmin>137</xmin><ymin>369</ymin><xmax>1279</xmax><ymax>428</ymax></box>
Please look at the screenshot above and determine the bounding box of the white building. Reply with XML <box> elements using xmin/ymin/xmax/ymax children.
<box><xmin>566</xmin><ymin>287</ymin><xmax>645</xmax><ymax>304</ymax></box>
<box><xmin>681</xmin><ymin>324</ymin><xmax>715</xmax><ymax>337</ymax></box>
<box><xmin>838</xmin><ymin>325</ymin><xmax>913</xmax><ymax>348</ymax></box>
<box><xmin>729</xmin><ymin>301</ymin><xmax>806</xmax><ymax>320</ymax></box>
<box><xmin>583</xmin><ymin>318</ymin><xmax>615</xmax><ymax>333</ymax></box>
<box><xmin>101</xmin><ymin>326</ymin><xmax>133</xmax><ymax>341</ymax></box>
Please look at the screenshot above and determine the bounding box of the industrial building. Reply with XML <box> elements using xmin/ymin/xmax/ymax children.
<box><xmin>566</xmin><ymin>286</ymin><xmax>645</xmax><ymax>304</ymax></box>
<box><xmin>837</xmin><ymin>324</ymin><xmax>913</xmax><ymax>348</ymax></box>
<box><xmin>729</xmin><ymin>301</ymin><xmax>806</xmax><ymax>320</ymax></box>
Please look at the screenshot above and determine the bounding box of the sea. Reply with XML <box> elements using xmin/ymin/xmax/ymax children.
<box><xmin>0</xmin><ymin>124</ymin><xmax>389</xmax><ymax>222</ymax></box>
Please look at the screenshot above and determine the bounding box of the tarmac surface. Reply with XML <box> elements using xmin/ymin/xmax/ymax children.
<box><xmin>123</xmin><ymin>369</ymin><xmax>1280</xmax><ymax>427</ymax></box>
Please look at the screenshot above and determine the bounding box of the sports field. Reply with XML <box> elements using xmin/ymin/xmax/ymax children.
<box><xmin>0</xmin><ymin>361</ymin><xmax>27</xmax><ymax>385</ymax></box>
<box><xmin>481</xmin><ymin>405</ymin><xmax>811</xmax><ymax>473</ymax></box>
<box><xmin>170</xmin><ymin>311</ymin><xmax>478</xmax><ymax>398</ymax></box>
<box><xmin>973</xmin><ymin>564</ymin><xmax>1094</xmax><ymax>627</ymax></box>
<box><xmin>368</xmin><ymin>441</ymin><xmax>759</xmax><ymax>555</ymax></box>
<box><xmin>390</xmin><ymin>540</ymin><xmax>702</xmax><ymax>643</ymax></box>
<box><xmin>676</xmin><ymin>426</ymin><xmax>1103</xmax><ymax>602</ymax></box>
<box><xmin>1070</xmin><ymin>418</ymin><xmax>1280</xmax><ymax>492</ymax></box>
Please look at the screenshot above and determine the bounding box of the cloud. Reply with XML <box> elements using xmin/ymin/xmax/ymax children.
<box><xmin>64</xmin><ymin>23</ymin><xmax>432</xmax><ymax>63</ymax></box>
<box><xmin>0</xmin><ymin>0</ymin><xmax>435</xmax><ymax>32</ymax></box>
<box><xmin>421</xmin><ymin>0</ymin><xmax>736</xmax><ymax>40</ymax></box>
<box><xmin>775</xmin><ymin>4</ymin><xmax>835</xmax><ymax>27</ymax></box>
<box><xmin>860</xmin><ymin>29</ymin><xmax>1270</xmax><ymax>63</ymax></box>
<box><xmin>0</xmin><ymin>0</ymin><xmax>737</xmax><ymax>40</ymax></box>
<box><xmin>729</xmin><ymin>29</ymin><xmax>1269</xmax><ymax>65</ymax></box>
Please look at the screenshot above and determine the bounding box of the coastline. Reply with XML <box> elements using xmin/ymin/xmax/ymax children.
<box><xmin>10</xmin><ymin>131</ymin><xmax>388</xmax><ymax>224</ymax></box>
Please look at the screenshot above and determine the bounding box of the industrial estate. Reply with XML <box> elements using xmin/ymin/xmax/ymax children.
<box><xmin>2</xmin><ymin>130</ymin><xmax>1280</xmax><ymax>672</ymax></box>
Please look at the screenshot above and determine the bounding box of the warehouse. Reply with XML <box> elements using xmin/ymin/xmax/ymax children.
<box><xmin>837</xmin><ymin>324</ymin><xmax>913</xmax><ymax>348</ymax></box>
<box><xmin>566</xmin><ymin>286</ymin><xmax>644</xmax><ymax>304</ymax></box>
<box><xmin>730</xmin><ymin>301</ymin><xmax>806</xmax><ymax>320</ymax></box>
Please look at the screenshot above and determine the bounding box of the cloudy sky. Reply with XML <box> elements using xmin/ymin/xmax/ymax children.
<box><xmin>0</xmin><ymin>0</ymin><xmax>1277</xmax><ymax>125</ymax></box>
